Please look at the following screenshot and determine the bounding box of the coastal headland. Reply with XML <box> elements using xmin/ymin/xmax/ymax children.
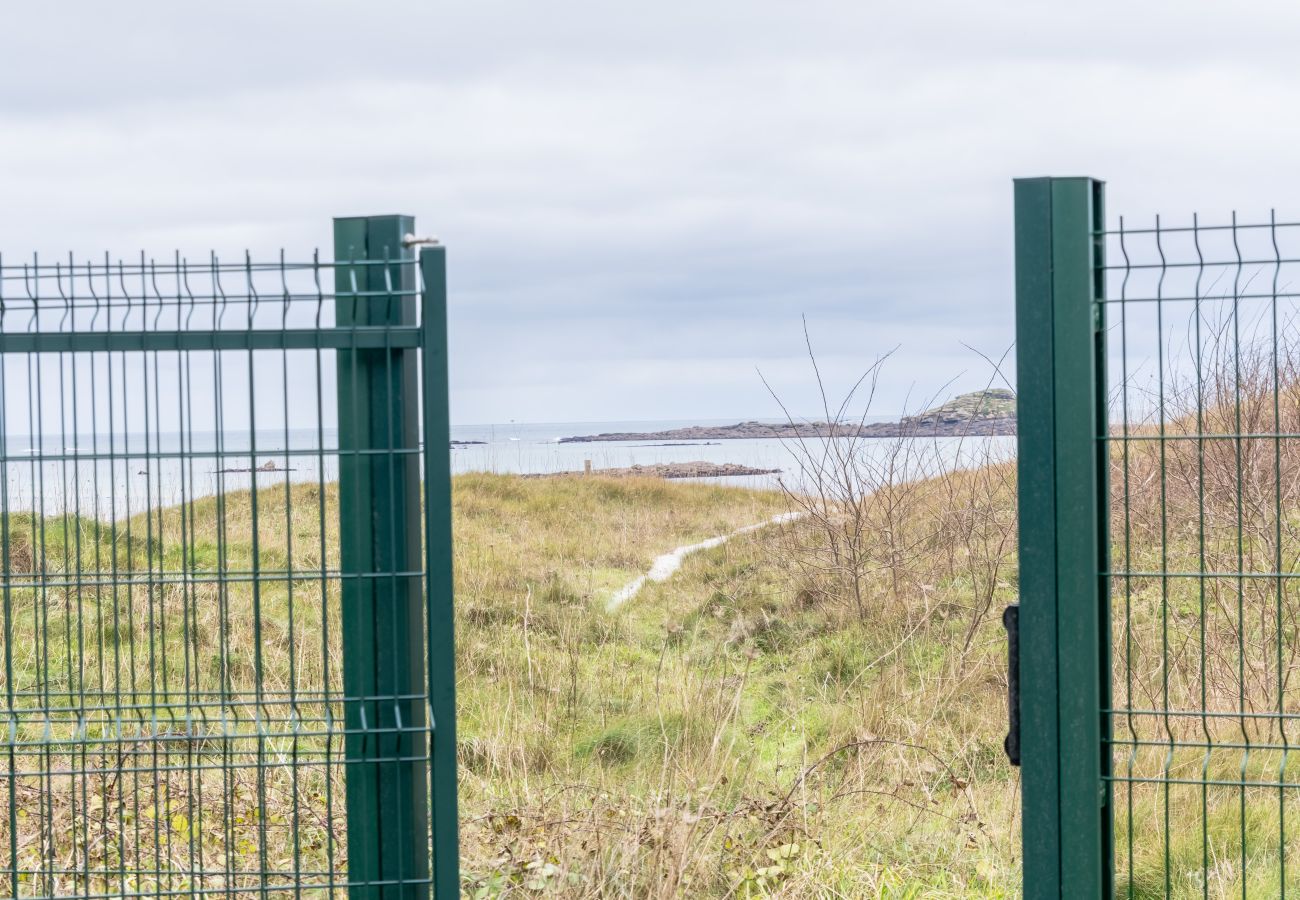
<box><xmin>557</xmin><ymin>388</ymin><xmax>1016</xmax><ymax>443</ymax></box>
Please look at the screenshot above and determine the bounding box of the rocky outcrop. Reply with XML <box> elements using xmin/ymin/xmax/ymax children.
<box><xmin>558</xmin><ymin>390</ymin><xmax>1016</xmax><ymax>443</ymax></box>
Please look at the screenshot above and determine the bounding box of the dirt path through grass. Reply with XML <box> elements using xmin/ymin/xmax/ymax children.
<box><xmin>606</xmin><ymin>510</ymin><xmax>803</xmax><ymax>612</ymax></box>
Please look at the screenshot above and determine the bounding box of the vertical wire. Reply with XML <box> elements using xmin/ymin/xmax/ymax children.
<box><xmin>51</xmin><ymin>260</ymin><xmax>74</xmax><ymax>891</ymax></box>
<box><xmin>16</xmin><ymin>264</ymin><xmax>32</xmax><ymax>891</ymax></box>
<box><xmin>26</xmin><ymin>259</ymin><xmax>55</xmax><ymax>895</ymax></box>
<box><xmin>56</xmin><ymin>270</ymin><xmax>73</xmax><ymax>717</ymax></box>
<box><xmin>175</xmin><ymin>254</ymin><xmax>203</xmax><ymax>891</ymax></box>
<box><xmin>136</xmin><ymin>255</ymin><xmax>164</xmax><ymax>892</ymax></box>
<box><xmin>1193</xmin><ymin>214</ymin><xmax>1211</xmax><ymax>900</ymax></box>
<box><xmin>1232</xmin><ymin>212</ymin><xmax>1249</xmax><ymax>899</ymax></box>
<box><xmin>146</xmin><ymin>258</ymin><xmax>174</xmax><ymax>893</ymax></box>
<box><xmin>103</xmin><ymin>254</ymin><xmax>128</xmax><ymax>898</ymax></box>
<box><xmin>148</xmin><ymin>262</ymin><xmax>170</xmax><ymax>714</ymax></box>
<box><xmin>84</xmin><ymin>259</ymin><xmax>109</xmax><ymax>896</ymax></box>
<box><xmin>278</xmin><ymin>252</ymin><xmax>304</xmax><ymax>900</ymax></box>
<box><xmin>64</xmin><ymin>258</ymin><xmax>92</xmax><ymax>900</ymax></box>
<box><xmin>168</xmin><ymin>255</ymin><xmax>195</xmax><ymax>888</ymax></box>
<box><xmin>311</xmin><ymin>251</ymin><xmax>338</xmax><ymax>891</ymax></box>
<box><xmin>1270</xmin><ymin>212</ymin><xmax>1288</xmax><ymax>895</ymax></box>
<box><xmin>1154</xmin><ymin>216</ymin><xmax>1174</xmax><ymax>898</ymax></box>
<box><xmin>52</xmin><ymin>259</ymin><xmax>84</xmax><ymax>896</ymax></box>
<box><xmin>118</xmin><ymin>258</ymin><xmax>137</xmax><ymax>897</ymax></box>
<box><xmin>0</xmin><ymin>253</ymin><xmax>19</xmax><ymax>896</ymax></box>
<box><xmin>1118</xmin><ymin>219</ymin><xmax>1136</xmax><ymax>897</ymax></box>
<box><xmin>116</xmin><ymin>261</ymin><xmax>138</xmax><ymax>885</ymax></box>
<box><xmin>243</xmin><ymin>252</ymin><xmax>272</xmax><ymax>898</ymax></box>
<box><xmin>211</xmin><ymin>256</ymin><xmax>237</xmax><ymax>889</ymax></box>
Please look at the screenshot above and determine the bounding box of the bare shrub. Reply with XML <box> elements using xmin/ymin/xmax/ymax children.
<box><xmin>762</xmin><ymin>323</ymin><xmax>1018</xmax><ymax>655</ymax></box>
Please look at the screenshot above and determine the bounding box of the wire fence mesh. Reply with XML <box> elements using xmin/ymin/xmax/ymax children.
<box><xmin>1104</xmin><ymin>212</ymin><xmax>1300</xmax><ymax>896</ymax></box>
<box><xmin>0</xmin><ymin>232</ymin><xmax>454</xmax><ymax>898</ymax></box>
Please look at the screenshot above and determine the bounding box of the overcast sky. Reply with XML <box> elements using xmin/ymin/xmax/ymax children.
<box><xmin>4</xmin><ymin>1</ymin><xmax>1300</xmax><ymax>425</ymax></box>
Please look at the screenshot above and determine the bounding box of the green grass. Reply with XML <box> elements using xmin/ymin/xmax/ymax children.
<box><xmin>7</xmin><ymin>435</ymin><xmax>1300</xmax><ymax>897</ymax></box>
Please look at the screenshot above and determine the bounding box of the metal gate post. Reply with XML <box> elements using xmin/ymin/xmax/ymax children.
<box><xmin>419</xmin><ymin>244</ymin><xmax>460</xmax><ymax>897</ymax></box>
<box><xmin>336</xmin><ymin>215</ymin><xmax>430</xmax><ymax>899</ymax></box>
<box><xmin>1013</xmin><ymin>177</ymin><xmax>1111</xmax><ymax>897</ymax></box>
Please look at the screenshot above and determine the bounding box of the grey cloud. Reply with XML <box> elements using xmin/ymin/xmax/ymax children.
<box><xmin>4</xmin><ymin>2</ymin><xmax>1300</xmax><ymax>422</ymax></box>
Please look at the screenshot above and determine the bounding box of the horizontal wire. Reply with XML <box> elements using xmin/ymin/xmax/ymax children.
<box><xmin>1109</xmin><ymin>708</ymin><xmax>1300</xmax><ymax>720</ymax></box>
<box><xmin>0</xmin><ymin>876</ymin><xmax>432</xmax><ymax>899</ymax></box>
<box><xmin>1108</xmin><ymin>737</ymin><xmax>1292</xmax><ymax>752</ymax></box>
<box><xmin>1101</xmin><ymin>257</ymin><xmax>1300</xmax><ymax>272</ymax></box>
<box><xmin>0</xmin><ymin>753</ymin><xmax>431</xmax><ymax>777</ymax></box>
<box><xmin>0</xmin><ymin>257</ymin><xmax>413</xmax><ymax>278</ymax></box>
<box><xmin>0</xmin><ymin>570</ymin><xmax>423</xmax><ymax>588</ymax></box>
<box><xmin>0</xmin><ymin>289</ymin><xmax>417</xmax><ymax>302</ymax></box>
<box><xmin>2</xmin><ymin>691</ymin><xmax>427</xmax><ymax>709</ymax></box>
<box><xmin>0</xmin><ymin>328</ymin><xmax>424</xmax><ymax>354</ymax></box>
<box><xmin>1099</xmin><ymin>292</ymin><xmax>1300</xmax><ymax>305</ymax></box>
<box><xmin>1</xmin><ymin>730</ymin><xmax>433</xmax><ymax>753</ymax></box>
<box><xmin>1100</xmin><ymin>432</ymin><xmax>1300</xmax><ymax>441</ymax></box>
<box><xmin>1106</xmin><ymin>774</ymin><xmax>1300</xmax><ymax>790</ymax></box>
<box><xmin>1098</xmin><ymin>221</ymin><xmax>1300</xmax><ymax>236</ymax></box>
<box><xmin>0</xmin><ymin>446</ymin><xmax>417</xmax><ymax>463</ymax></box>
<box><xmin>1104</xmin><ymin>571</ymin><xmax>1300</xmax><ymax>579</ymax></box>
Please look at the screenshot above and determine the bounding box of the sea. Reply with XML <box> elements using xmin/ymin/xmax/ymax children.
<box><xmin>0</xmin><ymin>419</ymin><xmax>1015</xmax><ymax>518</ymax></box>
<box><xmin>449</xmin><ymin>418</ymin><xmax>1015</xmax><ymax>488</ymax></box>
<box><xmin>449</xmin><ymin>418</ymin><xmax>802</xmax><ymax>489</ymax></box>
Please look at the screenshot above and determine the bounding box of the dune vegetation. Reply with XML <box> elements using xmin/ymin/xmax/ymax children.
<box><xmin>0</xmin><ymin>463</ymin><xmax>1020</xmax><ymax>899</ymax></box>
<box><xmin>8</xmin><ymin>344</ymin><xmax>1300</xmax><ymax>897</ymax></box>
<box><xmin>454</xmin><ymin>466</ymin><xmax>1021</xmax><ymax>898</ymax></box>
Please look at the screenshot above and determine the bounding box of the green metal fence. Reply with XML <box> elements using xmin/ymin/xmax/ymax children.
<box><xmin>1017</xmin><ymin>178</ymin><xmax>1300</xmax><ymax>896</ymax></box>
<box><xmin>0</xmin><ymin>215</ymin><xmax>459</xmax><ymax>898</ymax></box>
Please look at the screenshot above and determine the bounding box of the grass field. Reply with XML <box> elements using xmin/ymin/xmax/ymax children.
<box><xmin>5</xmin><ymin>410</ymin><xmax>1300</xmax><ymax>896</ymax></box>
<box><xmin>453</xmin><ymin>472</ymin><xmax>1018</xmax><ymax>898</ymax></box>
<box><xmin>0</xmin><ymin>469</ymin><xmax>1019</xmax><ymax>898</ymax></box>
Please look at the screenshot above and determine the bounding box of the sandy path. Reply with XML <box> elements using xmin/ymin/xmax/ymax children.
<box><xmin>606</xmin><ymin>511</ymin><xmax>804</xmax><ymax>612</ymax></box>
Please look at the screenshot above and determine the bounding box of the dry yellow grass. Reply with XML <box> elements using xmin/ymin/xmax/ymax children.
<box><xmin>454</xmin><ymin>471</ymin><xmax>1019</xmax><ymax>898</ymax></box>
<box><xmin>10</xmin><ymin>391</ymin><xmax>1300</xmax><ymax>897</ymax></box>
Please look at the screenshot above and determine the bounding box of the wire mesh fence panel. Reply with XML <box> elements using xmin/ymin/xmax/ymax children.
<box><xmin>1103</xmin><ymin>211</ymin><xmax>1300</xmax><ymax>897</ymax></box>
<box><xmin>0</xmin><ymin>216</ymin><xmax>458</xmax><ymax>899</ymax></box>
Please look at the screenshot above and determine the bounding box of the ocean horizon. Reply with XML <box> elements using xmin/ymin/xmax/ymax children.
<box><xmin>0</xmin><ymin>416</ymin><xmax>1012</xmax><ymax>518</ymax></box>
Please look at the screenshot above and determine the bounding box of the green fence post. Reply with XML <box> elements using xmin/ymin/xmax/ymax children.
<box><xmin>419</xmin><ymin>245</ymin><xmax>460</xmax><ymax>897</ymax></box>
<box><xmin>1013</xmin><ymin>177</ymin><xmax>1111</xmax><ymax>898</ymax></box>
<box><xmin>335</xmin><ymin>215</ymin><xmax>430</xmax><ymax>899</ymax></box>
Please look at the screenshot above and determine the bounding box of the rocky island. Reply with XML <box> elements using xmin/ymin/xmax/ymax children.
<box><xmin>558</xmin><ymin>389</ymin><xmax>1016</xmax><ymax>443</ymax></box>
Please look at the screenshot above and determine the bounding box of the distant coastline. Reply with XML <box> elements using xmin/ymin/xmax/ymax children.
<box><xmin>524</xmin><ymin>461</ymin><xmax>779</xmax><ymax>479</ymax></box>
<box><xmin>558</xmin><ymin>389</ymin><xmax>1016</xmax><ymax>443</ymax></box>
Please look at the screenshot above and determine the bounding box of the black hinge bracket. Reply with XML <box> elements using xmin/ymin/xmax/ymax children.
<box><xmin>1003</xmin><ymin>604</ymin><xmax>1020</xmax><ymax>766</ymax></box>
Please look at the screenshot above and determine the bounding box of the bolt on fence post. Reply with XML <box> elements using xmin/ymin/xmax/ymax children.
<box><xmin>335</xmin><ymin>215</ymin><xmax>430</xmax><ymax>899</ymax></box>
<box><xmin>419</xmin><ymin>245</ymin><xmax>460</xmax><ymax>898</ymax></box>
<box><xmin>1013</xmin><ymin>177</ymin><xmax>1111</xmax><ymax>898</ymax></box>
